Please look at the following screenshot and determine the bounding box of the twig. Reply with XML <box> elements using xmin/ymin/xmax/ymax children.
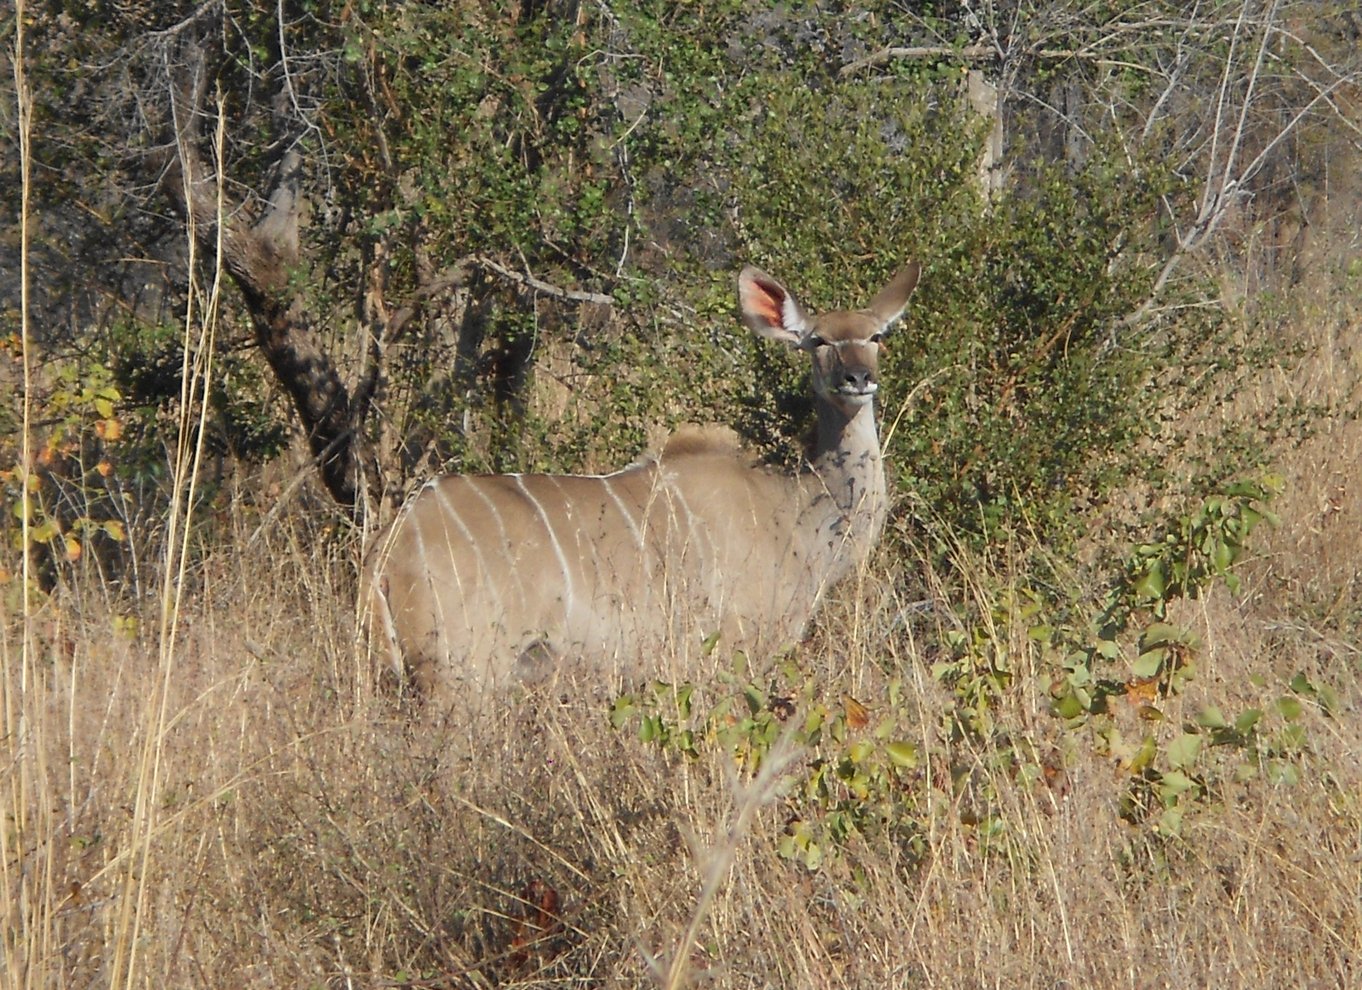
<box><xmin>654</xmin><ymin>740</ymin><xmax>802</xmax><ymax>990</ymax></box>
<box><xmin>476</xmin><ymin>255</ymin><xmax>614</xmax><ymax>306</ymax></box>
<box><xmin>840</xmin><ymin>44</ymin><xmax>992</xmax><ymax>77</ymax></box>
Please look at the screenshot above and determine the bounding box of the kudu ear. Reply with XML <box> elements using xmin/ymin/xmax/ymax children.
<box><xmin>738</xmin><ymin>266</ymin><xmax>810</xmax><ymax>346</ymax></box>
<box><xmin>866</xmin><ymin>262</ymin><xmax>921</xmax><ymax>331</ymax></box>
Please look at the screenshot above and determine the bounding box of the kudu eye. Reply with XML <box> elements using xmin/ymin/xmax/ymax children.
<box><xmin>869</xmin><ymin>332</ymin><xmax>884</xmax><ymax>344</ymax></box>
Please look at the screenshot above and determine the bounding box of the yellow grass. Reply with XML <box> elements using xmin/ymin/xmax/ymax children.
<box><xmin>6</xmin><ymin>311</ymin><xmax>1362</xmax><ymax>984</ymax></box>
<box><xmin>5</xmin><ymin>283</ymin><xmax>1362</xmax><ymax>989</ymax></box>
<box><xmin>3</xmin><ymin>496</ymin><xmax>1360</xmax><ymax>986</ymax></box>
<box><xmin>5</xmin><ymin>313</ymin><xmax>1362</xmax><ymax>987</ymax></box>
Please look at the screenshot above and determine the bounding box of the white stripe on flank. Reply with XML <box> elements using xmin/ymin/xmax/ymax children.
<box><xmin>602</xmin><ymin>475</ymin><xmax>645</xmax><ymax>549</ymax></box>
<box><xmin>432</xmin><ymin>483</ymin><xmax>503</xmax><ymax>620</ymax></box>
<box><xmin>416</xmin><ymin>481</ymin><xmax>468</xmax><ymax>660</ymax></box>
<box><xmin>407</xmin><ymin>488</ymin><xmax>430</xmax><ymax>583</ymax></box>
<box><xmin>665</xmin><ymin>477</ymin><xmax>719</xmax><ymax>609</ymax></box>
<box><xmin>404</xmin><ymin>486</ymin><xmax>438</xmax><ymax>630</ymax></box>
<box><xmin>512</xmin><ymin>475</ymin><xmax>576</xmax><ymax>623</ymax></box>
<box><xmin>463</xmin><ymin>478</ymin><xmax>529</xmax><ymax>611</ymax></box>
<box><xmin>546</xmin><ymin>475</ymin><xmax>603</xmax><ymax>609</ymax></box>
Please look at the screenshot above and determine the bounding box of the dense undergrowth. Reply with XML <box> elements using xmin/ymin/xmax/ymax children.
<box><xmin>4</xmin><ymin>451</ymin><xmax>1360</xmax><ymax>986</ymax></box>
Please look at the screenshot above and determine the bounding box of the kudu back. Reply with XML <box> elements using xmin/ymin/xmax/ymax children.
<box><xmin>365</xmin><ymin>262</ymin><xmax>920</xmax><ymax>705</ymax></box>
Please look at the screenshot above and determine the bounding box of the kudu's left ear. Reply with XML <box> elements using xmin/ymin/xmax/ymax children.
<box><xmin>738</xmin><ymin>266</ymin><xmax>810</xmax><ymax>346</ymax></box>
<box><xmin>866</xmin><ymin>262</ymin><xmax>921</xmax><ymax>331</ymax></box>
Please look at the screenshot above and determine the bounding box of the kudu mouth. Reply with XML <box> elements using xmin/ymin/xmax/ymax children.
<box><xmin>833</xmin><ymin>380</ymin><xmax>878</xmax><ymax>403</ymax></box>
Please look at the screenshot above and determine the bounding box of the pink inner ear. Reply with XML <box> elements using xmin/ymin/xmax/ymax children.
<box><xmin>749</xmin><ymin>281</ymin><xmax>786</xmax><ymax>328</ymax></box>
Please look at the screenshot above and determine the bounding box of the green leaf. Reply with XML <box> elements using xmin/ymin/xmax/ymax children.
<box><xmin>1141</xmin><ymin>622</ymin><xmax>1201</xmax><ymax>649</ymax></box>
<box><xmin>802</xmin><ymin>706</ymin><xmax>826</xmax><ymax>737</ymax></box>
<box><xmin>1275</xmin><ymin>696</ymin><xmax>1303</xmax><ymax>722</ymax></box>
<box><xmin>1279</xmin><ymin>724</ymin><xmax>1308</xmax><ymax>750</ymax></box>
<box><xmin>1317</xmin><ymin>685</ymin><xmax>1339</xmax><ymax>717</ymax></box>
<box><xmin>1133</xmin><ymin>562</ymin><xmax>1167</xmax><ymax>601</ymax></box>
<box><xmin>1132</xmin><ymin>647</ymin><xmax>1166</xmax><ymax>679</ymax></box>
<box><xmin>1234</xmin><ymin>708</ymin><xmax>1263</xmax><ymax>734</ymax></box>
<box><xmin>1128</xmin><ymin>735</ymin><xmax>1157</xmax><ymax>773</ymax></box>
<box><xmin>1166</xmin><ymin>732</ymin><xmax>1202</xmax><ymax>770</ymax></box>
<box><xmin>1267</xmin><ymin>761</ymin><xmax>1300</xmax><ymax>787</ymax></box>
<box><xmin>675</xmin><ymin>682</ymin><xmax>694</xmax><ymax>719</ymax></box>
<box><xmin>1157</xmin><ymin>769</ymin><xmax>1198</xmax><ymax>800</ymax></box>
<box><xmin>1195</xmin><ymin>707</ymin><xmax>1228</xmax><ymax>729</ymax></box>
<box><xmin>804</xmin><ymin>841</ymin><xmax>823</xmax><ymax>871</ymax></box>
<box><xmin>885</xmin><ymin>741</ymin><xmax>919</xmax><ymax>768</ymax></box>
<box><xmin>1156</xmin><ymin>804</ymin><xmax>1185</xmax><ymax>836</ymax></box>
<box><xmin>742</xmin><ymin>684</ymin><xmax>765</xmax><ymax>715</ymax></box>
<box><xmin>608</xmin><ymin>696</ymin><xmax>636</xmax><ymax>730</ymax></box>
<box><xmin>1053</xmin><ymin>693</ymin><xmax>1086</xmax><ymax>719</ymax></box>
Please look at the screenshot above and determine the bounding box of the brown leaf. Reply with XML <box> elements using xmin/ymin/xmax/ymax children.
<box><xmin>508</xmin><ymin>877</ymin><xmax>564</xmax><ymax>970</ymax></box>
<box><xmin>844</xmin><ymin>695</ymin><xmax>870</xmax><ymax>731</ymax></box>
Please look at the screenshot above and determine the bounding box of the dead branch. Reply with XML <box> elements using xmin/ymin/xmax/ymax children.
<box><xmin>475</xmin><ymin>255</ymin><xmax>614</xmax><ymax>307</ymax></box>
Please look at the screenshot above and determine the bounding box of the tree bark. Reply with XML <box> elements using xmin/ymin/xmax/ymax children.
<box><xmin>160</xmin><ymin>61</ymin><xmax>364</xmax><ymax>511</ymax></box>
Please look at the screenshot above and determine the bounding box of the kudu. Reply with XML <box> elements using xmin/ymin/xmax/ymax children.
<box><xmin>365</xmin><ymin>262</ymin><xmax>920</xmax><ymax>706</ymax></box>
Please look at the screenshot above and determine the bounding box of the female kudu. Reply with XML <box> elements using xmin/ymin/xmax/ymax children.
<box><xmin>365</xmin><ymin>262</ymin><xmax>920</xmax><ymax>706</ymax></box>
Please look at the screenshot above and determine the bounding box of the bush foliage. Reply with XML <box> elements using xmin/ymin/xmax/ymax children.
<box><xmin>10</xmin><ymin>0</ymin><xmax>1330</xmax><ymax>571</ymax></box>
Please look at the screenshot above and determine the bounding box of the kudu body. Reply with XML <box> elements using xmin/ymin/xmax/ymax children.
<box><xmin>365</xmin><ymin>263</ymin><xmax>920</xmax><ymax>704</ymax></box>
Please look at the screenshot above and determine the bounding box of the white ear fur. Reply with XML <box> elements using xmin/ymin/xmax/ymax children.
<box><xmin>738</xmin><ymin>266</ymin><xmax>809</xmax><ymax>345</ymax></box>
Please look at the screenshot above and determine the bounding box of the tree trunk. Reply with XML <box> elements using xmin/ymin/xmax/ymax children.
<box><xmin>160</xmin><ymin>64</ymin><xmax>364</xmax><ymax>512</ymax></box>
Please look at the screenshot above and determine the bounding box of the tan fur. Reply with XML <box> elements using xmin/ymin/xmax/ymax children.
<box><xmin>364</xmin><ymin>263</ymin><xmax>920</xmax><ymax>711</ymax></box>
<box><xmin>659</xmin><ymin>424</ymin><xmax>746</xmax><ymax>459</ymax></box>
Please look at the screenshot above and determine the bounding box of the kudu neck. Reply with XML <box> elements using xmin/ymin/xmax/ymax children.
<box><xmin>810</xmin><ymin>398</ymin><xmax>883</xmax><ymax>486</ymax></box>
<box><xmin>804</xmin><ymin>395</ymin><xmax>887</xmax><ymax>576</ymax></box>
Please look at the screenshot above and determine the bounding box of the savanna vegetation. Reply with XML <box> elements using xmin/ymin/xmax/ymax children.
<box><xmin>3</xmin><ymin>1</ymin><xmax>1361</xmax><ymax>986</ymax></box>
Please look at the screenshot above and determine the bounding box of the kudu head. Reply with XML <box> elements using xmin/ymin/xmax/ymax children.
<box><xmin>738</xmin><ymin>263</ymin><xmax>921</xmax><ymax>416</ymax></box>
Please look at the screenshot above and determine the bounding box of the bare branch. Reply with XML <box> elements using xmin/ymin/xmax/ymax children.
<box><xmin>840</xmin><ymin>44</ymin><xmax>992</xmax><ymax>78</ymax></box>
<box><xmin>157</xmin><ymin>38</ymin><xmax>363</xmax><ymax>509</ymax></box>
<box><xmin>475</xmin><ymin>256</ymin><xmax>614</xmax><ymax>307</ymax></box>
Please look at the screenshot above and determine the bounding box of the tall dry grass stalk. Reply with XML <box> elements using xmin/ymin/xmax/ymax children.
<box><xmin>3</xmin><ymin>470</ymin><xmax>1360</xmax><ymax>986</ymax></box>
<box><xmin>1</xmin><ymin>5</ymin><xmax>48</xmax><ymax>986</ymax></box>
<box><xmin>105</xmin><ymin>94</ymin><xmax>232</xmax><ymax>989</ymax></box>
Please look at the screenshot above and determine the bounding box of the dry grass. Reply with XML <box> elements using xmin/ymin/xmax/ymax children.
<box><xmin>3</xmin><ymin>444</ymin><xmax>1361</xmax><ymax>988</ymax></box>
<box><xmin>5</xmin><ymin>289</ymin><xmax>1362</xmax><ymax>988</ymax></box>
<box><xmin>5</xmin><ymin>281</ymin><xmax>1362</xmax><ymax>988</ymax></box>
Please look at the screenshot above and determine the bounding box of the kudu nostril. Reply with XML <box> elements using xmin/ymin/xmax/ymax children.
<box><xmin>843</xmin><ymin>368</ymin><xmax>873</xmax><ymax>391</ymax></box>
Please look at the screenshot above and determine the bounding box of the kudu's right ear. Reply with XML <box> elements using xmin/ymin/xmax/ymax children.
<box><xmin>738</xmin><ymin>266</ymin><xmax>810</xmax><ymax>346</ymax></box>
<box><xmin>866</xmin><ymin>262</ymin><xmax>921</xmax><ymax>330</ymax></box>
